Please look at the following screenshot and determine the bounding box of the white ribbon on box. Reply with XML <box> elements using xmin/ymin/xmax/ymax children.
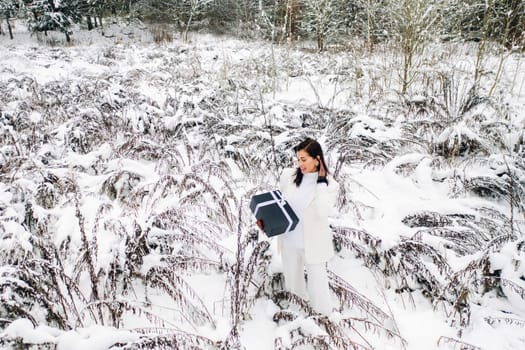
<box><xmin>253</xmin><ymin>190</ymin><xmax>295</xmax><ymax>234</ymax></box>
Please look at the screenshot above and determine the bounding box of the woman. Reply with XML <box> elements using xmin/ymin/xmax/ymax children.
<box><xmin>278</xmin><ymin>138</ymin><xmax>339</xmax><ymax>315</ymax></box>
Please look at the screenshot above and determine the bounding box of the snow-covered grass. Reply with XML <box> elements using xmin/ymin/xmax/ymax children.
<box><xmin>1</xmin><ymin>21</ymin><xmax>525</xmax><ymax>350</ymax></box>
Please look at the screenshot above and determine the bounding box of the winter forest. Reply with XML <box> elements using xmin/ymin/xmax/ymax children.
<box><xmin>1</xmin><ymin>0</ymin><xmax>525</xmax><ymax>349</ymax></box>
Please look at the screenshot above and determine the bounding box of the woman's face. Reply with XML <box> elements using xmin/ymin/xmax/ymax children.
<box><xmin>296</xmin><ymin>149</ymin><xmax>318</xmax><ymax>174</ymax></box>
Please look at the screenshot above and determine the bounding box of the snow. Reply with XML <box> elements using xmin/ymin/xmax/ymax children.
<box><xmin>239</xmin><ymin>300</ymin><xmax>279</xmax><ymax>349</ymax></box>
<box><xmin>55</xmin><ymin>326</ymin><xmax>139</xmax><ymax>350</ymax></box>
<box><xmin>1</xmin><ymin>19</ymin><xmax>525</xmax><ymax>350</ymax></box>
<box><xmin>1</xmin><ymin>318</ymin><xmax>57</xmax><ymax>344</ymax></box>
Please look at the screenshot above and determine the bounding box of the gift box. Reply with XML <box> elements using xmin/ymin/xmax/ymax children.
<box><xmin>249</xmin><ymin>190</ymin><xmax>299</xmax><ymax>237</ymax></box>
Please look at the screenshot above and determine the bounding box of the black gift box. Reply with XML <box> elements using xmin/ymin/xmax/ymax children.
<box><xmin>249</xmin><ymin>190</ymin><xmax>299</xmax><ymax>237</ymax></box>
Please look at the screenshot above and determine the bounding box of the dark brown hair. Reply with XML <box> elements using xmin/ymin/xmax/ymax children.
<box><xmin>293</xmin><ymin>138</ymin><xmax>329</xmax><ymax>186</ymax></box>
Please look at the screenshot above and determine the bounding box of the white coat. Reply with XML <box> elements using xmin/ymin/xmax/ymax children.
<box><xmin>278</xmin><ymin>167</ymin><xmax>339</xmax><ymax>264</ymax></box>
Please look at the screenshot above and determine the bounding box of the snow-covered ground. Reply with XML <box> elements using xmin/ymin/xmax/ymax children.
<box><xmin>1</xmin><ymin>21</ymin><xmax>525</xmax><ymax>350</ymax></box>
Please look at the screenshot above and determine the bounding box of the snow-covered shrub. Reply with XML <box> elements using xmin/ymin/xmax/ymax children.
<box><xmin>101</xmin><ymin>171</ymin><xmax>143</xmax><ymax>202</ymax></box>
<box><xmin>402</xmin><ymin>211</ymin><xmax>453</xmax><ymax>228</ymax></box>
<box><xmin>65</xmin><ymin>116</ymin><xmax>107</xmax><ymax>154</ymax></box>
<box><xmin>392</xmin><ymin>80</ymin><xmax>507</xmax><ymax>160</ymax></box>
<box><xmin>490</xmin><ymin>240</ymin><xmax>525</xmax><ymax>313</ymax></box>
<box><xmin>514</xmin><ymin>129</ymin><xmax>525</xmax><ymax>156</ymax></box>
<box><xmin>333</xmin><ymin>201</ymin><xmax>516</xmax><ymax>331</ymax></box>
<box><xmin>435</xmin><ymin>122</ymin><xmax>486</xmax><ymax>158</ymax></box>
<box><xmin>328</xmin><ymin>112</ymin><xmax>402</xmax><ymax>170</ymax></box>
<box><xmin>116</xmin><ymin>137</ymin><xmax>162</xmax><ymax>162</ymax></box>
<box><xmin>34</xmin><ymin>181</ymin><xmax>59</xmax><ymax>209</ymax></box>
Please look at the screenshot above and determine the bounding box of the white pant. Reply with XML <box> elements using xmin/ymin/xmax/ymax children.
<box><xmin>281</xmin><ymin>245</ymin><xmax>333</xmax><ymax>315</ymax></box>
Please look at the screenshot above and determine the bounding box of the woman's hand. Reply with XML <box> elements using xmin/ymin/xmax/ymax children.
<box><xmin>317</xmin><ymin>156</ymin><xmax>328</xmax><ymax>184</ymax></box>
<box><xmin>317</xmin><ymin>156</ymin><xmax>326</xmax><ymax>177</ymax></box>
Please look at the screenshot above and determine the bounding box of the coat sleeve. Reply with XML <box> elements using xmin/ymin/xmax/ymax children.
<box><xmin>278</xmin><ymin>168</ymin><xmax>296</xmax><ymax>193</ymax></box>
<box><xmin>313</xmin><ymin>175</ymin><xmax>339</xmax><ymax>218</ymax></box>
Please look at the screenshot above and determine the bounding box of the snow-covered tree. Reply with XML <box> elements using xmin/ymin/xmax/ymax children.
<box><xmin>383</xmin><ymin>0</ymin><xmax>441</xmax><ymax>93</ymax></box>
<box><xmin>77</xmin><ymin>0</ymin><xmax>106</xmax><ymax>30</ymax></box>
<box><xmin>27</xmin><ymin>0</ymin><xmax>82</xmax><ymax>42</ymax></box>
<box><xmin>300</xmin><ymin>0</ymin><xmax>345</xmax><ymax>51</ymax></box>
<box><xmin>131</xmin><ymin>0</ymin><xmax>214</xmax><ymax>40</ymax></box>
<box><xmin>204</xmin><ymin>0</ymin><xmax>260</xmax><ymax>36</ymax></box>
<box><xmin>0</xmin><ymin>0</ymin><xmax>18</xmax><ymax>39</ymax></box>
<box><xmin>443</xmin><ymin>0</ymin><xmax>525</xmax><ymax>49</ymax></box>
<box><xmin>349</xmin><ymin>0</ymin><xmax>392</xmax><ymax>51</ymax></box>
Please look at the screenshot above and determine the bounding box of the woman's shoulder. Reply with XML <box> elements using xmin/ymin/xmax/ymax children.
<box><xmin>327</xmin><ymin>173</ymin><xmax>339</xmax><ymax>187</ymax></box>
<box><xmin>318</xmin><ymin>173</ymin><xmax>339</xmax><ymax>193</ymax></box>
<box><xmin>280</xmin><ymin>168</ymin><xmax>297</xmax><ymax>179</ymax></box>
<box><xmin>279</xmin><ymin>168</ymin><xmax>297</xmax><ymax>185</ymax></box>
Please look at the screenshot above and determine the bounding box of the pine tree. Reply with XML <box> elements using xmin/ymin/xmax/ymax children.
<box><xmin>27</xmin><ymin>0</ymin><xmax>82</xmax><ymax>42</ymax></box>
